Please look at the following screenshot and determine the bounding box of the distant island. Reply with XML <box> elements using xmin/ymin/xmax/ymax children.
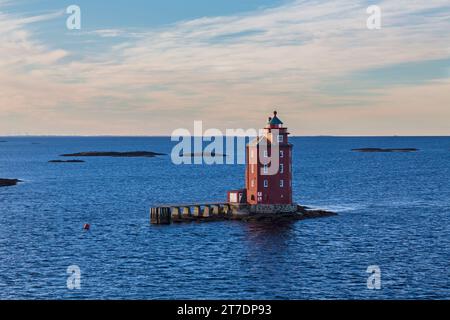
<box><xmin>49</xmin><ymin>160</ymin><xmax>85</xmax><ymax>163</ymax></box>
<box><xmin>182</xmin><ymin>152</ymin><xmax>227</xmax><ymax>157</ymax></box>
<box><xmin>352</xmin><ymin>148</ymin><xmax>418</xmax><ymax>153</ymax></box>
<box><xmin>60</xmin><ymin>151</ymin><xmax>166</xmax><ymax>158</ymax></box>
<box><xmin>0</xmin><ymin>179</ymin><xmax>21</xmax><ymax>187</ymax></box>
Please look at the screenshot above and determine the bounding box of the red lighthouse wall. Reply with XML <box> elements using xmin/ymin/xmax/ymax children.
<box><xmin>245</xmin><ymin>112</ymin><xmax>293</xmax><ymax>205</ymax></box>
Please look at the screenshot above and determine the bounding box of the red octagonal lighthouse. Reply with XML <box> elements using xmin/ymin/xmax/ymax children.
<box><xmin>227</xmin><ymin>111</ymin><xmax>298</xmax><ymax>214</ymax></box>
<box><xmin>151</xmin><ymin>110</ymin><xmax>336</xmax><ymax>224</ymax></box>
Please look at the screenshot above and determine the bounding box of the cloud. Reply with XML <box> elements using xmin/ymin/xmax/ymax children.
<box><xmin>0</xmin><ymin>0</ymin><xmax>449</xmax><ymax>135</ymax></box>
<box><xmin>298</xmin><ymin>78</ymin><xmax>450</xmax><ymax>135</ymax></box>
<box><xmin>16</xmin><ymin>9</ymin><xmax>64</xmax><ymax>24</ymax></box>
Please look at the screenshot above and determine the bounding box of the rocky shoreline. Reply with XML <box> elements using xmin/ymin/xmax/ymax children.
<box><xmin>0</xmin><ymin>179</ymin><xmax>21</xmax><ymax>187</ymax></box>
<box><xmin>227</xmin><ymin>207</ymin><xmax>336</xmax><ymax>223</ymax></box>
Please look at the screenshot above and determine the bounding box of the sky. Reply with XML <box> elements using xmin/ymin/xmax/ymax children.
<box><xmin>0</xmin><ymin>0</ymin><xmax>449</xmax><ymax>136</ymax></box>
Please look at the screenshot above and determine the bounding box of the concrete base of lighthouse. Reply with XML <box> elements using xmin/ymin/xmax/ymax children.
<box><xmin>150</xmin><ymin>203</ymin><xmax>336</xmax><ymax>224</ymax></box>
<box><xmin>248</xmin><ymin>204</ymin><xmax>298</xmax><ymax>214</ymax></box>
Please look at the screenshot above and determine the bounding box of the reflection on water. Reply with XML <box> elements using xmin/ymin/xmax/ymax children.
<box><xmin>243</xmin><ymin>221</ymin><xmax>296</xmax><ymax>249</ymax></box>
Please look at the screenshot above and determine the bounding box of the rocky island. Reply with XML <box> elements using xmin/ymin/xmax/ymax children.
<box><xmin>0</xmin><ymin>179</ymin><xmax>21</xmax><ymax>187</ymax></box>
<box><xmin>182</xmin><ymin>152</ymin><xmax>227</xmax><ymax>157</ymax></box>
<box><xmin>352</xmin><ymin>148</ymin><xmax>418</xmax><ymax>152</ymax></box>
<box><xmin>49</xmin><ymin>160</ymin><xmax>85</xmax><ymax>163</ymax></box>
<box><xmin>60</xmin><ymin>151</ymin><xmax>166</xmax><ymax>158</ymax></box>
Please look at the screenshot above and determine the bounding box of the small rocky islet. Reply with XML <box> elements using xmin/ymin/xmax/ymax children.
<box><xmin>0</xmin><ymin>179</ymin><xmax>22</xmax><ymax>187</ymax></box>
<box><xmin>182</xmin><ymin>152</ymin><xmax>227</xmax><ymax>157</ymax></box>
<box><xmin>352</xmin><ymin>148</ymin><xmax>418</xmax><ymax>153</ymax></box>
<box><xmin>60</xmin><ymin>151</ymin><xmax>166</xmax><ymax>158</ymax></box>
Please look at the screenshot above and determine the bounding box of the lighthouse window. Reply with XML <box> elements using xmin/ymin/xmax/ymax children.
<box><xmin>263</xmin><ymin>150</ymin><xmax>268</xmax><ymax>157</ymax></box>
<box><xmin>280</xmin><ymin>180</ymin><xmax>284</xmax><ymax>187</ymax></box>
<box><xmin>264</xmin><ymin>180</ymin><xmax>268</xmax><ymax>188</ymax></box>
<box><xmin>280</xmin><ymin>164</ymin><xmax>284</xmax><ymax>173</ymax></box>
<box><xmin>277</xmin><ymin>135</ymin><xmax>283</xmax><ymax>142</ymax></box>
<box><xmin>251</xmin><ymin>164</ymin><xmax>254</xmax><ymax>174</ymax></box>
<box><xmin>263</xmin><ymin>165</ymin><xmax>268</xmax><ymax>174</ymax></box>
<box><xmin>251</xmin><ymin>179</ymin><xmax>255</xmax><ymax>187</ymax></box>
<box><xmin>280</xmin><ymin>150</ymin><xmax>284</xmax><ymax>158</ymax></box>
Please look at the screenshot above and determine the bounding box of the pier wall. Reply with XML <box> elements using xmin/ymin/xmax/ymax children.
<box><xmin>149</xmin><ymin>202</ymin><xmax>325</xmax><ymax>224</ymax></box>
<box><xmin>150</xmin><ymin>203</ymin><xmax>235</xmax><ymax>224</ymax></box>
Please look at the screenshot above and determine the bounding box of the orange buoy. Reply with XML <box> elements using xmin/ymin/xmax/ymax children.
<box><xmin>83</xmin><ymin>223</ymin><xmax>90</xmax><ymax>230</ymax></box>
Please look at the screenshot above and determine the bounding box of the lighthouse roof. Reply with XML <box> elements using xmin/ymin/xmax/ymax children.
<box><xmin>268</xmin><ymin>111</ymin><xmax>283</xmax><ymax>126</ymax></box>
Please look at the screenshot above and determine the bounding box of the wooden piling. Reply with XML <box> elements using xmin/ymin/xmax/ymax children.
<box><xmin>182</xmin><ymin>206</ymin><xmax>191</xmax><ymax>218</ymax></box>
<box><xmin>171</xmin><ymin>207</ymin><xmax>182</xmax><ymax>222</ymax></box>
<box><xmin>223</xmin><ymin>204</ymin><xmax>231</xmax><ymax>216</ymax></box>
<box><xmin>211</xmin><ymin>205</ymin><xmax>221</xmax><ymax>216</ymax></box>
<box><xmin>150</xmin><ymin>207</ymin><xmax>172</xmax><ymax>225</ymax></box>
<box><xmin>192</xmin><ymin>206</ymin><xmax>201</xmax><ymax>217</ymax></box>
<box><xmin>150</xmin><ymin>208</ymin><xmax>158</xmax><ymax>224</ymax></box>
<box><xmin>203</xmin><ymin>205</ymin><xmax>211</xmax><ymax>217</ymax></box>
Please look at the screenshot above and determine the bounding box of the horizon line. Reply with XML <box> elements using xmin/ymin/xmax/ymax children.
<box><xmin>1</xmin><ymin>134</ymin><xmax>450</xmax><ymax>138</ymax></box>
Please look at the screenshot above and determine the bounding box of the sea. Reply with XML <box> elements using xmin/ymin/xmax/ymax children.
<box><xmin>0</xmin><ymin>136</ymin><xmax>449</xmax><ymax>299</ymax></box>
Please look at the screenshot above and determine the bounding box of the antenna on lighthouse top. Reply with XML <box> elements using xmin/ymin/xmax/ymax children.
<box><xmin>274</xmin><ymin>110</ymin><xmax>278</xmax><ymax>116</ymax></box>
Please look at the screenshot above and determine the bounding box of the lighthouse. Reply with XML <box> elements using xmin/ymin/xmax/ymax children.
<box><xmin>227</xmin><ymin>111</ymin><xmax>298</xmax><ymax>214</ymax></box>
<box><xmin>151</xmin><ymin>110</ymin><xmax>336</xmax><ymax>224</ymax></box>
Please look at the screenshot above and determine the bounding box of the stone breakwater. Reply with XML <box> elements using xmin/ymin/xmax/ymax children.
<box><xmin>150</xmin><ymin>203</ymin><xmax>336</xmax><ymax>224</ymax></box>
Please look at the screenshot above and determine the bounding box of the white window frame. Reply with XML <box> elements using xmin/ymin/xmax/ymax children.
<box><xmin>264</xmin><ymin>180</ymin><xmax>268</xmax><ymax>188</ymax></box>
<box><xmin>280</xmin><ymin>150</ymin><xmax>284</xmax><ymax>158</ymax></box>
<box><xmin>263</xmin><ymin>150</ymin><xmax>268</xmax><ymax>158</ymax></box>
<box><xmin>280</xmin><ymin>179</ymin><xmax>284</xmax><ymax>187</ymax></box>
<box><xmin>280</xmin><ymin>163</ymin><xmax>284</xmax><ymax>173</ymax></box>
<box><xmin>277</xmin><ymin>135</ymin><xmax>283</xmax><ymax>143</ymax></box>
<box><xmin>263</xmin><ymin>165</ymin><xmax>268</xmax><ymax>174</ymax></box>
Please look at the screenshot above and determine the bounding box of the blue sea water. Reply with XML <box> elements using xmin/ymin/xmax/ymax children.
<box><xmin>0</xmin><ymin>136</ymin><xmax>449</xmax><ymax>299</ymax></box>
